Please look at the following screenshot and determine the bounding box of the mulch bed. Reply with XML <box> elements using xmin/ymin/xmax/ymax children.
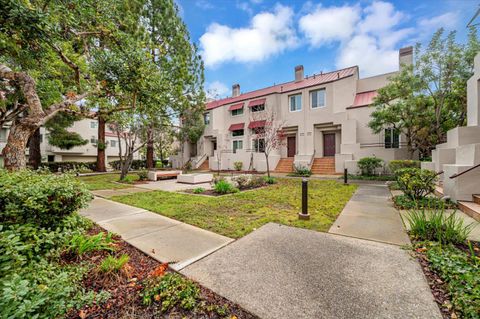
<box><xmin>412</xmin><ymin>240</ymin><xmax>480</xmax><ymax>319</ymax></box>
<box><xmin>65</xmin><ymin>225</ymin><xmax>257</xmax><ymax>319</ymax></box>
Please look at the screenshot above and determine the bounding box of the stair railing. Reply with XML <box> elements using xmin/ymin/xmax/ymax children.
<box><xmin>449</xmin><ymin>163</ymin><xmax>480</xmax><ymax>179</ymax></box>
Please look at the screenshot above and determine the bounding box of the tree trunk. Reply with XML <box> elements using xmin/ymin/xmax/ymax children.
<box><xmin>159</xmin><ymin>135</ymin><xmax>164</xmax><ymax>162</ymax></box>
<box><xmin>96</xmin><ymin>117</ymin><xmax>106</xmax><ymax>172</ymax></box>
<box><xmin>265</xmin><ymin>153</ymin><xmax>270</xmax><ymax>178</ymax></box>
<box><xmin>2</xmin><ymin>120</ymin><xmax>38</xmax><ymax>170</ymax></box>
<box><xmin>120</xmin><ymin>152</ymin><xmax>134</xmax><ymax>180</ymax></box>
<box><xmin>146</xmin><ymin>127</ymin><xmax>154</xmax><ymax>169</ymax></box>
<box><xmin>28</xmin><ymin>128</ymin><xmax>42</xmax><ymax>169</ymax></box>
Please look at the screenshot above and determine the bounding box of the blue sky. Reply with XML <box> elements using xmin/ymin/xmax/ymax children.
<box><xmin>176</xmin><ymin>0</ymin><xmax>476</xmax><ymax>99</ymax></box>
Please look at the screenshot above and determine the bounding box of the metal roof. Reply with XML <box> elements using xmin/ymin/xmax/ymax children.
<box><xmin>348</xmin><ymin>90</ymin><xmax>378</xmax><ymax>109</ymax></box>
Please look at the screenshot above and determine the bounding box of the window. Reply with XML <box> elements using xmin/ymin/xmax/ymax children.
<box><xmin>251</xmin><ymin>104</ymin><xmax>265</xmax><ymax>112</ymax></box>
<box><xmin>311</xmin><ymin>89</ymin><xmax>325</xmax><ymax>108</ymax></box>
<box><xmin>39</xmin><ymin>134</ymin><xmax>43</xmax><ymax>143</ymax></box>
<box><xmin>90</xmin><ymin>136</ymin><xmax>98</xmax><ymax>144</ymax></box>
<box><xmin>204</xmin><ymin>112</ymin><xmax>210</xmax><ymax>125</ymax></box>
<box><xmin>232</xmin><ymin>108</ymin><xmax>243</xmax><ymax>116</ymax></box>
<box><xmin>253</xmin><ymin>138</ymin><xmax>265</xmax><ymax>153</ymax></box>
<box><xmin>232</xmin><ymin>129</ymin><xmax>244</xmax><ymax>137</ymax></box>
<box><xmin>232</xmin><ymin>140</ymin><xmax>243</xmax><ymax>153</ymax></box>
<box><xmin>90</xmin><ymin>121</ymin><xmax>98</xmax><ymax>129</ymax></box>
<box><xmin>385</xmin><ymin>128</ymin><xmax>399</xmax><ymax>148</ymax></box>
<box><xmin>0</xmin><ymin>128</ymin><xmax>7</xmax><ymax>142</ymax></box>
<box><xmin>110</xmin><ymin>140</ymin><xmax>117</xmax><ymax>147</ymax></box>
<box><xmin>289</xmin><ymin>94</ymin><xmax>302</xmax><ymax>112</ymax></box>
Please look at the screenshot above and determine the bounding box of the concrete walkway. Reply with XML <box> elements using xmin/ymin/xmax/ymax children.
<box><xmin>182</xmin><ymin>223</ymin><xmax>441</xmax><ymax>319</ymax></box>
<box><xmin>328</xmin><ymin>184</ymin><xmax>410</xmax><ymax>245</ymax></box>
<box><xmin>79</xmin><ymin>197</ymin><xmax>233</xmax><ymax>270</ymax></box>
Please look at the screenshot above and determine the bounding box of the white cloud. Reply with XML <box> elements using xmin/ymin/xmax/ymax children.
<box><xmin>200</xmin><ymin>5</ymin><xmax>298</xmax><ymax>67</ymax></box>
<box><xmin>358</xmin><ymin>1</ymin><xmax>404</xmax><ymax>34</ymax></box>
<box><xmin>236</xmin><ymin>1</ymin><xmax>253</xmax><ymax>15</ymax></box>
<box><xmin>195</xmin><ymin>0</ymin><xmax>214</xmax><ymax>10</ymax></box>
<box><xmin>299</xmin><ymin>5</ymin><xmax>360</xmax><ymax>46</ymax></box>
<box><xmin>206</xmin><ymin>81</ymin><xmax>230</xmax><ymax>99</ymax></box>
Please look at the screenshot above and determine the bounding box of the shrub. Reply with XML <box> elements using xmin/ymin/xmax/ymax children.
<box><xmin>388</xmin><ymin>160</ymin><xmax>420</xmax><ymax>174</ymax></box>
<box><xmin>233</xmin><ymin>175</ymin><xmax>249</xmax><ymax>189</ymax></box>
<box><xmin>155</xmin><ymin>161</ymin><xmax>164</xmax><ymax>168</ymax></box>
<box><xmin>394</xmin><ymin>194</ymin><xmax>456</xmax><ymax>210</ymax></box>
<box><xmin>291</xmin><ymin>165</ymin><xmax>312</xmax><ymax>177</ymax></box>
<box><xmin>357</xmin><ymin>157</ymin><xmax>383</xmax><ymax>176</ymax></box>
<box><xmin>263</xmin><ymin>176</ymin><xmax>276</xmax><ymax>184</ymax></box>
<box><xmin>213</xmin><ymin>180</ymin><xmax>238</xmax><ymax>194</ymax></box>
<box><xmin>39</xmin><ymin>161</ymin><xmax>97</xmax><ymax>173</ymax></box>
<box><xmin>99</xmin><ymin>254</ymin><xmax>130</xmax><ymax>274</ymax></box>
<box><xmin>233</xmin><ymin>161</ymin><xmax>243</xmax><ymax>171</ymax></box>
<box><xmin>142</xmin><ymin>273</ymin><xmax>200</xmax><ymax>311</ymax></box>
<box><xmin>138</xmin><ymin>170</ymin><xmax>148</xmax><ymax>181</ymax></box>
<box><xmin>120</xmin><ymin>175</ymin><xmax>137</xmax><ymax>184</ymax></box>
<box><xmin>406</xmin><ymin>208</ymin><xmax>473</xmax><ymax>245</ymax></box>
<box><xmin>192</xmin><ymin>187</ymin><xmax>205</xmax><ymax>194</ymax></box>
<box><xmin>247</xmin><ymin>175</ymin><xmax>267</xmax><ymax>188</ymax></box>
<box><xmin>0</xmin><ymin>170</ymin><xmax>92</xmax><ymax>227</ymax></box>
<box><xmin>67</xmin><ymin>232</ymin><xmax>115</xmax><ymax>256</ymax></box>
<box><xmin>109</xmin><ymin>159</ymin><xmax>146</xmax><ymax>170</ymax></box>
<box><xmin>395</xmin><ymin>168</ymin><xmax>437</xmax><ymax>200</ymax></box>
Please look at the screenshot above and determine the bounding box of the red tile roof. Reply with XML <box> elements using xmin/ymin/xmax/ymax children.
<box><xmin>248</xmin><ymin>120</ymin><xmax>266</xmax><ymax>129</ymax></box>
<box><xmin>348</xmin><ymin>90</ymin><xmax>378</xmax><ymax>109</ymax></box>
<box><xmin>228</xmin><ymin>102</ymin><xmax>244</xmax><ymax>111</ymax></box>
<box><xmin>228</xmin><ymin>123</ymin><xmax>245</xmax><ymax>131</ymax></box>
<box><xmin>248</xmin><ymin>98</ymin><xmax>266</xmax><ymax>107</ymax></box>
<box><xmin>206</xmin><ymin>66</ymin><xmax>358</xmax><ymax>110</ymax></box>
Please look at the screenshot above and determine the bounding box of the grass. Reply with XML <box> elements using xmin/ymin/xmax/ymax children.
<box><xmin>112</xmin><ymin>178</ymin><xmax>357</xmax><ymax>238</ymax></box>
<box><xmin>77</xmin><ymin>173</ymin><xmax>139</xmax><ymax>190</ymax></box>
<box><xmin>342</xmin><ymin>174</ymin><xmax>396</xmax><ymax>181</ymax></box>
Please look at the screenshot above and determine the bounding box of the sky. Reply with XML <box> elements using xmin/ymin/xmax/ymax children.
<box><xmin>176</xmin><ymin>0</ymin><xmax>477</xmax><ymax>99</ymax></box>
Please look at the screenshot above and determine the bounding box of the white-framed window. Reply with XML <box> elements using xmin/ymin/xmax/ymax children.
<box><xmin>289</xmin><ymin>94</ymin><xmax>302</xmax><ymax>112</ymax></box>
<box><xmin>110</xmin><ymin>140</ymin><xmax>117</xmax><ymax>147</ymax></box>
<box><xmin>251</xmin><ymin>104</ymin><xmax>265</xmax><ymax>112</ymax></box>
<box><xmin>385</xmin><ymin>128</ymin><xmax>399</xmax><ymax>149</ymax></box>
<box><xmin>231</xmin><ymin>108</ymin><xmax>243</xmax><ymax>116</ymax></box>
<box><xmin>232</xmin><ymin>140</ymin><xmax>243</xmax><ymax>153</ymax></box>
<box><xmin>0</xmin><ymin>128</ymin><xmax>7</xmax><ymax>142</ymax></box>
<box><xmin>204</xmin><ymin>112</ymin><xmax>210</xmax><ymax>125</ymax></box>
<box><xmin>90</xmin><ymin>136</ymin><xmax>98</xmax><ymax>144</ymax></box>
<box><xmin>90</xmin><ymin>121</ymin><xmax>98</xmax><ymax>129</ymax></box>
<box><xmin>253</xmin><ymin>138</ymin><xmax>265</xmax><ymax>153</ymax></box>
<box><xmin>311</xmin><ymin>89</ymin><xmax>326</xmax><ymax>108</ymax></box>
<box><xmin>232</xmin><ymin>129</ymin><xmax>244</xmax><ymax>137</ymax></box>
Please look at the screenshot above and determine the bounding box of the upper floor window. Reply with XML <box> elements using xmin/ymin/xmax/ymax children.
<box><xmin>110</xmin><ymin>140</ymin><xmax>117</xmax><ymax>147</ymax></box>
<box><xmin>311</xmin><ymin>89</ymin><xmax>325</xmax><ymax>108</ymax></box>
<box><xmin>90</xmin><ymin>136</ymin><xmax>98</xmax><ymax>144</ymax></box>
<box><xmin>90</xmin><ymin>121</ymin><xmax>98</xmax><ymax>129</ymax></box>
<box><xmin>232</xmin><ymin>129</ymin><xmax>244</xmax><ymax>137</ymax></box>
<box><xmin>289</xmin><ymin>94</ymin><xmax>302</xmax><ymax>112</ymax></box>
<box><xmin>251</xmin><ymin>104</ymin><xmax>265</xmax><ymax>112</ymax></box>
<box><xmin>204</xmin><ymin>112</ymin><xmax>210</xmax><ymax>125</ymax></box>
<box><xmin>232</xmin><ymin>108</ymin><xmax>244</xmax><ymax>116</ymax></box>
<box><xmin>385</xmin><ymin>128</ymin><xmax>399</xmax><ymax>149</ymax></box>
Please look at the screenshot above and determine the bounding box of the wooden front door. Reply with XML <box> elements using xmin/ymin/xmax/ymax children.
<box><xmin>287</xmin><ymin>136</ymin><xmax>296</xmax><ymax>157</ymax></box>
<box><xmin>323</xmin><ymin>133</ymin><xmax>336</xmax><ymax>157</ymax></box>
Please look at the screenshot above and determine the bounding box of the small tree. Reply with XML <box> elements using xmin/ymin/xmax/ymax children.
<box><xmin>251</xmin><ymin>110</ymin><xmax>285</xmax><ymax>178</ymax></box>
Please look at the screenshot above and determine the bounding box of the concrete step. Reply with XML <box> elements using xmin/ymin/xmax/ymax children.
<box><xmin>474</xmin><ymin>195</ymin><xmax>480</xmax><ymax>205</ymax></box>
<box><xmin>434</xmin><ymin>186</ymin><xmax>444</xmax><ymax>197</ymax></box>
<box><xmin>458</xmin><ymin>201</ymin><xmax>480</xmax><ymax>222</ymax></box>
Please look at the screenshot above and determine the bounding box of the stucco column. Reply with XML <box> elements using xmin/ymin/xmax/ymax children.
<box><xmin>467</xmin><ymin>53</ymin><xmax>480</xmax><ymax>127</ymax></box>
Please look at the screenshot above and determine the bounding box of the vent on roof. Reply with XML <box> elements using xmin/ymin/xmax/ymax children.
<box><xmin>232</xmin><ymin>84</ymin><xmax>240</xmax><ymax>97</ymax></box>
<box><xmin>295</xmin><ymin>65</ymin><xmax>304</xmax><ymax>82</ymax></box>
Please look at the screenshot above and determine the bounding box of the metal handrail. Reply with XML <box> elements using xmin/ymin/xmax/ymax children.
<box><xmin>195</xmin><ymin>153</ymin><xmax>207</xmax><ymax>168</ymax></box>
<box><xmin>449</xmin><ymin>163</ymin><xmax>480</xmax><ymax>179</ymax></box>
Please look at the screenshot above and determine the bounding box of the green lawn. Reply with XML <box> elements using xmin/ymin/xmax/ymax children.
<box><xmin>77</xmin><ymin>173</ymin><xmax>139</xmax><ymax>190</ymax></box>
<box><xmin>111</xmin><ymin>179</ymin><xmax>357</xmax><ymax>238</ymax></box>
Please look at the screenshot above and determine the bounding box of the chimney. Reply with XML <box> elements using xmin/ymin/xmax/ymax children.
<box><xmin>295</xmin><ymin>65</ymin><xmax>304</xmax><ymax>82</ymax></box>
<box><xmin>232</xmin><ymin>83</ymin><xmax>240</xmax><ymax>97</ymax></box>
<box><xmin>399</xmin><ymin>46</ymin><xmax>413</xmax><ymax>70</ymax></box>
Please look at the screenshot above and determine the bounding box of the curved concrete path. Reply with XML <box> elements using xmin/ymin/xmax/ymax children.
<box><xmin>80</xmin><ymin>197</ymin><xmax>233</xmax><ymax>270</ymax></box>
<box><xmin>182</xmin><ymin>223</ymin><xmax>441</xmax><ymax>319</ymax></box>
<box><xmin>328</xmin><ymin>184</ymin><xmax>410</xmax><ymax>245</ymax></box>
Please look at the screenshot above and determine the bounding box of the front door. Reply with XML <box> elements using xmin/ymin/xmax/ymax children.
<box><xmin>323</xmin><ymin>133</ymin><xmax>336</xmax><ymax>157</ymax></box>
<box><xmin>287</xmin><ymin>136</ymin><xmax>296</xmax><ymax>157</ymax></box>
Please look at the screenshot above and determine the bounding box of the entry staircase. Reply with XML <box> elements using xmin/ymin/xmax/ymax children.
<box><xmin>435</xmin><ymin>184</ymin><xmax>480</xmax><ymax>221</ymax></box>
<box><xmin>198</xmin><ymin>158</ymin><xmax>209</xmax><ymax>171</ymax></box>
<box><xmin>275</xmin><ymin>158</ymin><xmax>294</xmax><ymax>173</ymax></box>
<box><xmin>311</xmin><ymin>157</ymin><xmax>336</xmax><ymax>175</ymax></box>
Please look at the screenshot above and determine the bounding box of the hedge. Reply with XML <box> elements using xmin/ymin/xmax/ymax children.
<box><xmin>109</xmin><ymin>159</ymin><xmax>147</xmax><ymax>170</ymax></box>
<box><xmin>388</xmin><ymin>160</ymin><xmax>421</xmax><ymax>174</ymax></box>
<box><xmin>40</xmin><ymin>161</ymin><xmax>97</xmax><ymax>172</ymax></box>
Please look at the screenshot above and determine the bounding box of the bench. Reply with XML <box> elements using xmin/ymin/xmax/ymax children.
<box><xmin>147</xmin><ymin>170</ymin><xmax>182</xmax><ymax>181</ymax></box>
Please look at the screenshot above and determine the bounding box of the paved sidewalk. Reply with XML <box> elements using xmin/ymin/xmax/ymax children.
<box><xmin>182</xmin><ymin>223</ymin><xmax>441</xmax><ymax>319</ymax></box>
<box><xmin>328</xmin><ymin>184</ymin><xmax>410</xmax><ymax>245</ymax></box>
<box><xmin>80</xmin><ymin>197</ymin><xmax>233</xmax><ymax>270</ymax></box>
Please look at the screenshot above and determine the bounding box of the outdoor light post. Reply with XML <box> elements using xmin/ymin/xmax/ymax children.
<box><xmin>298</xmin><ymin>178</ymin><xmax>310</xmax><ymax>220</ymax></box>
<box><xmin>344</xmin><ymin>168</ymin><xmax>348</xmax><ymax>185</ymax></box>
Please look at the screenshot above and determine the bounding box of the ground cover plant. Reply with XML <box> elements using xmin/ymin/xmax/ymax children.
<box><xmin>394</xmin><ymin>195</ymin><xmax>456</xmax><ymax>210</ymax></box>
<box><xmin>112</xmin><ymin>178</ymin><xmax>357</xmax><ymax>238</ymax></box>
<box><xmin>77</xmin><ymin>173</ymin><xmax>139</xmax><ymax>190</ymax></box>
<box><xmin>288</xmin><ymin>164</ymin><xmax>312</xmax><ymax>177</ymax></box>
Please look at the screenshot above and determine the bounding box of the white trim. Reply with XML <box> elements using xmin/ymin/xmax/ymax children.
<box><xmin>289</xmin><ymin>94</ymin><xmax>302</xmax><ymax>112</ymax></box>
<box><xmin>231</xmin><ymin>108</ymin><xmax>244</xmax><ymax>117</ymax></box>
<box><xmin>310</xmin><ymin>88</ymin><xmax>326</xmax><ymax>109</ymax></box>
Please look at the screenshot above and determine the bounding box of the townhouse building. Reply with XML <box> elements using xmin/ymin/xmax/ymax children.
<box><xmin>0</xmin><ymin>118</ymin><xmax>140</xmax><ymax>167</ymax></box>
<box><xmin>173</xmin><ymin>47</ymin><xmax>415</xmax><ymax>174</ymax></box>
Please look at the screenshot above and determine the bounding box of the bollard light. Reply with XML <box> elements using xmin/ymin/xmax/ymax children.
<box><xmin>298</xmin><ymin>178</ymin><xmax>310</xmax><ymax>220</ymax></box>
<box><xmin>344</xmin><ymin>168</ymin><xmax>348</xmax><ymax>185</ymax></box>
